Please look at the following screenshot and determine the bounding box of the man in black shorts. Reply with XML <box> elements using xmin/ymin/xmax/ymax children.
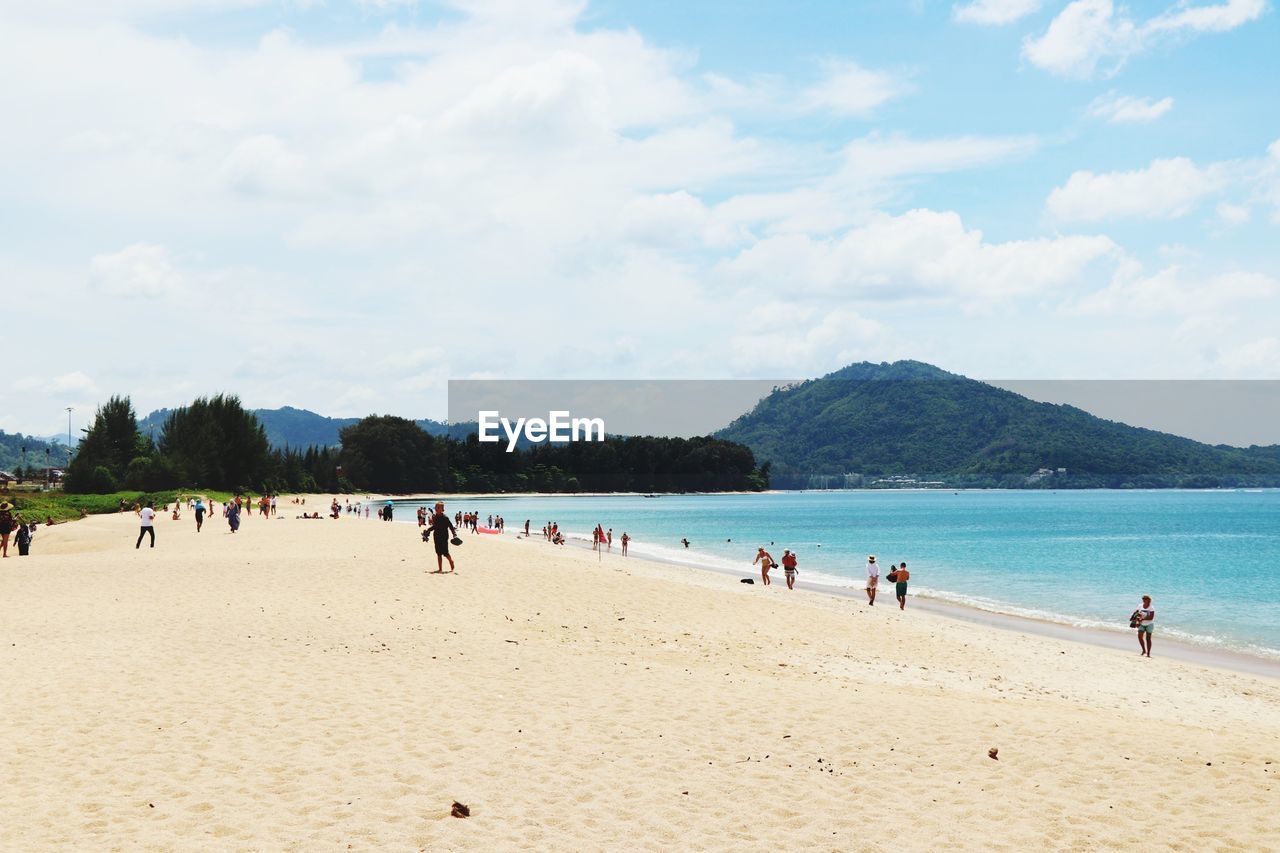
<box><xmin>425</xmin><ymin>501</ymin><xmax>457</xmax><ymax>573</ymax></box>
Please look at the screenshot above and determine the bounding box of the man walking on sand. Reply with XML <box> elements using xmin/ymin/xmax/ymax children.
<box><xmin>426</xmin><ymin>501</ymin><xmax>457</xmax><ymax>573</ymax></box>
<box><xmin>136</xmin><ymin>502</ymin><xmax>156</xmax><ymax>549</ymax></box>
<box><xmin>890</xmin><ymin>561</ymin><xmax>910</xmax><ymax>610</ymax></box>
<box><xmin>782</xmin><ymin>549</ymin><xmax>798</xmax><ymax>589</ymax></box>
<box><xmin>865</xmin><ymin>555</ymin><xmax>880</xmax><ymax>606</ymax></box>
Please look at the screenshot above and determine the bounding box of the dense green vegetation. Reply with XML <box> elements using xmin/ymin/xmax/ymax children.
<box><xmin>158</xmin><ymin>395</ymin><xmax>273</xmax><ymax>490</ymax></box>
<box><xmin>62</xmin><ymin>399</ymin><xmax>768</xmax><ymax>496</ymax></box>
<box><xmin>444</xmin><ymin>433</ymin><xmax>766</xmax><ymax>493</ymax></box>
<box><xmin>716</xmin><ymin>361</ymin><xmax>1280</xmax><ymax>488</ymax></box>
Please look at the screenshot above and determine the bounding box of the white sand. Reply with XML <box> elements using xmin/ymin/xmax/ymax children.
<box><xmin>2</xmin><ymin>504</ymin><xmax>1277</xmax><ymax>850</ymax></box>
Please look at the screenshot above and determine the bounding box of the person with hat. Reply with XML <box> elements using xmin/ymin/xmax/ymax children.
<box><xmin>0</xmin><ymin>500</ymin><xmax>16</xmax><ymax>557</ymax></box>
<box><xmin>425</xmin><ymin>501</ymin><xmax>458</xmax><ymax>573</ymax></box>
<box><xmin>781</xmin><ymin>549</ymin><xmax>798</xmax><ymax>589</ymax></box>
<box><xmin>865</xmin><ymin>555</ymin><xmax>880</xmax><ymax>606</ymax></box>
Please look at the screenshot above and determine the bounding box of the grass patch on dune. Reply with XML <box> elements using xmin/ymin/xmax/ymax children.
<box><xmin>4</xmin><ymin>489</ymin><xmax>235</xmax><ymax>524</ymax></box>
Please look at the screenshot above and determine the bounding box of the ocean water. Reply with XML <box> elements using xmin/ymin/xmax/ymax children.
<box><xmin>386</xmin><ymin>490</ymin><xmax>1280</xmax><ymax>659</ymax></box>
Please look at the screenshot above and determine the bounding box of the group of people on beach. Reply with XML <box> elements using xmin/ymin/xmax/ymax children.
<box><xmin>121</xmin><ymin>493</ymin><xmax>289</xmax><ymax>546</ymax></box>
<box><xmin>752</xmin><ymin>547</ymin><xmax>802</xmax><ymax>590</ymax></box>
<box><xmin>107</xmin><ymin>493</ymin><xmax>1165</xmax><ymax>656</ymax></box>
<box><xmin>862</xmin><ymin>555</ymin><xmax>910</xmax><ymax>609</ymax></box>
<box><xmin>752</xmin><ymin>547</ymin><xmax>913</xmax><ymax>606</ymax></box>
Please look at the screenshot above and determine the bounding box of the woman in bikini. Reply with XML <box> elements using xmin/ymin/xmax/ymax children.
<box><xmin>753</xmin><ymin>547</ymin><xmax>775</xmax><ymax>586</ymax></box>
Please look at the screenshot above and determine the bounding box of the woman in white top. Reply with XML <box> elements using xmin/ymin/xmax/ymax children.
<box><xmin>1135</xmin><ymin>595</ymin><xmax>1155</xmax><ymax>657</ymax></box>
<box><xmin>865</xmin><ymin>556</ymin><xmax>880</xmax><ymax>606</ymax></box>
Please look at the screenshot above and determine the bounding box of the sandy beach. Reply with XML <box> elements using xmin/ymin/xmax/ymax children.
<box><xmin>3</xmin><ymin>504</ymin><xmax>1278</xmax><ymax>851</ymax></box>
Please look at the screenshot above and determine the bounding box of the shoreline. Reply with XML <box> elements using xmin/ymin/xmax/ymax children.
<box><xmin>73</xmin><ymin>493</ymin><xmax>1280</xmax><ymax>677</ymax></box>
<box><xmin>530</xmin><ymin>528</ymin><xmax>1280</xmax><ymax>681</ymax></box>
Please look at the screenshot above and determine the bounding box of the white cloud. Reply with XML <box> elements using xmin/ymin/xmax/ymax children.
<box><xmin>49</xmin><ymin>371</ymin><xmax>99</xmax><ymax>394</ymax></box>
<box><xmin>1046</xmin><ymin>157</ymin><xmax>1226</xmax><ymax>222</ymax></box>
<box><xmin>707</xmin><ymin>132</ymin><xmax>1039</xmax><ymax>238</ymax></box>
<box><xmin>1217</xmin><ymin>337</ymin><xmax>1280</xmax><ymax>373</ymax></box>
<box><xmin>1145</xmin><ymin>0</ymin><xmax>1268</xmax><ymax>34</ymax></box>
<box><xmin>89</xmin><ymin>244</ymin><xmax>185</xmax><ymax>296</ymax></box>
<box><xmin>838</xmin><ymin>132</ymin><xmax>1038</xmax><ymax>181</ymax></box>
<box><xmin>1023</xmin><ymin>0</ymin><xmax>1266</xmax><ymax>78</ymax></box>
<box><xmin>1216</xmin><ymin>202</ymin><xmax>1251</xmax><ymax>225</ymax></box>
<box><xmin>953</xmin><ymin>0</ymin><xmax>1041</xmax><ymax>25</ymax></box>
<box><xmin>718</xmin><ymin>208</ymin><xmax>1120</xmax><ymax>301</ymax></box>
<box><xmin>801</xmin><ymin>59</ymin><xmax>910</xmax><ymax>117</ymax></box>
<box><xmin>217</xmin><ymin>134</ymin><xmax>312</xmax><ymax>198</ymax></box>
<box><xmin>1023</xmin><ymin>0</ymin><xmax>1139</xmax><ymax>78</ymax></box>
<box><xmin>1048</xmin><ymin>139</ymin><xmax>1280</xmax><ymax>224</ymax></box>
<box><xmin>728</xmin><ymin>304</ymin><xmax>892</xmax><ymax>374</ymax></box>
<box><xmin>1087</xmin><ymin>92</ymin><xmax>1174</xmax><ymax>123</ymax></box>
<box><xmin>1071</xmin><ymin>261</ymin><xmax>1279</xmax><ymax>316</ymax></box>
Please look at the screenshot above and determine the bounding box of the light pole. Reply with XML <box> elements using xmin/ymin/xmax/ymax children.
<box><xmin>65</xmin><ymin>407</ymin><xmax>74</xmax><ymax>484</ymax></box>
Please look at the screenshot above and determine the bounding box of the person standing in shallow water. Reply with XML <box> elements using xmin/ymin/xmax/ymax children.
<box><xmin>753</xmin><ymin>547</ymin><xmax>775</xmax><ymax>585</ymax></box>
<box><xmin>1135</xmin><ymin>595</ymin><xmax>1155</xmax><ymax>657</ymax></box>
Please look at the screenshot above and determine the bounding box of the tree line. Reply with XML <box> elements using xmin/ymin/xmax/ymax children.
<box><xmin>64</xmin><ymin>396</ymin><xmax>769</xmax><ymax>495</ymax></box>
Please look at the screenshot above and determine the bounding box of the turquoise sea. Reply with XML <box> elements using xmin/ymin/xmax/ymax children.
<box><xmin>386</xmin><ymin>490</ymin><xmax>1280</xmax><ymax>659</ymax></box>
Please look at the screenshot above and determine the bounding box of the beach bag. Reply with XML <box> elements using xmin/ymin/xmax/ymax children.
<box><xmin>1128</xmin><ymin>610</ymin><xmax>1142</xmax><ymax>629</ymax></box>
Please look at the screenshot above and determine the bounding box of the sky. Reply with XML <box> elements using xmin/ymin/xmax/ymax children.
<box><xmin>2</xmin><ymin>0</ymin><xmax>1278</xmax><ymax>438</ymax></box>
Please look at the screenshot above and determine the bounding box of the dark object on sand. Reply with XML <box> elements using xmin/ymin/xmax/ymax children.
<box><xmin>740</xmin><ymin>578</ymin><xmax>755</xmax><ymax>584</ymax></box>
<box><xmin>451</xmin><ymin>801</ymin><xmax>470</xmax><ymax>818</ymax></box>
<box><xmin>988</xmin><ymin>747</ymin><xmax>999</xmax><ymax>760</ymax></box>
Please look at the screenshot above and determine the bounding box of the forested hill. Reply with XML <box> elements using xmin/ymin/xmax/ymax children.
<box><xmin>137</xmin><ymin>406</ymin><xmax>451</xmax><ymax>449</ymax></box>
<box><xmin>0</xmin><ymin>431</ymin><xmax>70</xmax><ymax>474</ymax></box>
<box><xmin>715</xmin><ymin>361</ymin><xmax>1280</xmax><ymax>488</ymax></box>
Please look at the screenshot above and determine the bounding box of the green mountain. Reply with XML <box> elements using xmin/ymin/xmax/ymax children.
<box><xmin>137</xmin><ymin>406</ymin><xmax>451</xmax><ymax>450</ymax></box>
<box><xmin>715</xmin><ymin>361</ymin><xmax>1280</xmax><ymax>488</ymax></box>
<box><xmin>0</xmin><ymin>431</ymin><xmax>70</xmax><ymax>476</ymax></box>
